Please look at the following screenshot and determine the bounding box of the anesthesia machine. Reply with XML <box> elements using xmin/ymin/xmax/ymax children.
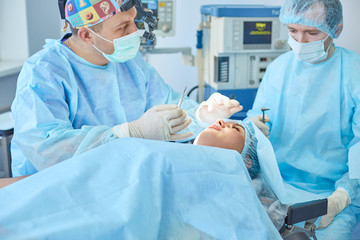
<box><xmin>199</xmin><ymin>5</ymin><xmax>290</xmax><ymax>119</ymax></box>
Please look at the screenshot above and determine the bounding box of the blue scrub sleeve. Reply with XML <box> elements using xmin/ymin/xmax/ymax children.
<box><xmin>335</xmin><ymin>172</ymin><xmax>360</xmax><ymax>205</ymax></box>
<box><xmin>336</xmin><ymin>99</ymin><xmax>360</xmax><ymax>204</ymax></box>
<box><xmin>349</xmin><ymin>97</ymin><xmax>360</xmax><ymax>180</ymax></box>
<box><xmin>11</xmin><ymin>64</ymin><xmax>118</xmax><ymax>171</ymax></box>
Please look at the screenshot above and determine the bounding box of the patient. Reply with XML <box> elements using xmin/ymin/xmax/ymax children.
<box><xmin>0</xmin><ymin>120</ymin><xmax>255</xmax><ymax>188</ymax></box>
<box><xmin>0</xmin><ymin>120</ymin><xmax>286</xmax><ymax>231</ymax></box>
<box><xmin>194</xmin><ymin>119</ymin><xmax>288</xmax><ymax>230</ymax></box>
<box><xmin>194</xmin><ymin>119</ymin><xmax>260</xmax><ymax>178</ymax></box>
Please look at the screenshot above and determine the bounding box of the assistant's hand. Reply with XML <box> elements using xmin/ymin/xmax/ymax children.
<box><xmin>196</xmin><ymin>93</ymin><xmax>243</xmax><ymax>124</ymax></box>
<box><xmin>318</xmin><ymin>189</ymin><xmax>350</xmax><ymax>229</ymax></box>
<box><xmin>249</xmin><ymin>115</ymin><xmax>270</xmax><ymax>137</ymax></box>
<box><xmin>113</xmin><ymin>104</ymin><xmax>193</xmax><ymax>141</ymax></box>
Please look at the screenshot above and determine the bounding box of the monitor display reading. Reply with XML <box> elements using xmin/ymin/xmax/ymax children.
<box><xmin>243</xmin><ymin>21</ymin><xmax>272</xmax><ymax>45</ymax></box>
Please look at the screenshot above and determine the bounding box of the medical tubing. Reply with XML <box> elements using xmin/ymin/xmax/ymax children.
<box><xmin>196</xmin><ymin>24</ymin><xmax>204</xmax><ymax>102</ymax></box>
<box><xmin>187</xmin><ymin>86</ymin><xmax>199</xmax><ymax>98</ymax></box>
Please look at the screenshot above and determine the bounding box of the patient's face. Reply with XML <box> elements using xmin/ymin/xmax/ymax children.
<box><xmin>194</xmin><ymin>119</ymin><xmax>246</xmax><ymax>154</ymax></box>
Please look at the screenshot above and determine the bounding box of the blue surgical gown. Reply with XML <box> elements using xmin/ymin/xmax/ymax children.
<box><xmin>247</xmin><ymin>46</ymin><xmax>360</xmax><ymax>239</ymax></box>
<box><xmin>11</xmin><ymin>34</ymin><xmax>203</xmax><ymax>177</ymax></box>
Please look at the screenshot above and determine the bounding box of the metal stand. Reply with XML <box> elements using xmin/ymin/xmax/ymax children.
<box><xmin>280</xmin><ymin>199</ymin><xmax>328</xmax><ymax>240</ymax></box>
<box><xmin>281</xmin><ymin>218</ymin><xmax>318</xmax><ymax>240</ymax></box>
<box><xmin>141</xmin><ymin>47</ymin><xmax>195</xmax><ymax>66</ymax></box>
<box><xmin>0</xmin><ymin>111</ymin><xmax>14</xmax><ymax>178</ymax></box>
<box><xmin>0</xmin><ymin>129</ymin><xmax>13</xmax><ymax>178</ymax></box>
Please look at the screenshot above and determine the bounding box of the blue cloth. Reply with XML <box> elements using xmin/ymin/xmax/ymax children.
<box><xmin>0</xmin><ymin>138</ymin><xmax>281</xmax><ymax>239</ymax></box>
<box><xmin>352</xmin><ymin>222</ymin><xmax>360</xmax><ymax>240</ymax></box>
<box><xmin>250</xmin><ymin>120</ymin><xmax>322</xmax><ymax>205</ymax></box>
<box><xmin>247</xmin><ymin>46</ymin><xmax>360</xmax><ymax>239</ymax></box>
<box><xmin>252</xmin><ymin>119</ymin><xmax>358</xmax><ymax>239</ymax></box>
<box><xmin>11</xmin><ymin>35</ymin><xmax>203</xmax><ymax>177</ymax></box>
<box><xmin>279</xmin><ymin>0</ymin><xmax>343</xmax><ymax>39</ymax></box>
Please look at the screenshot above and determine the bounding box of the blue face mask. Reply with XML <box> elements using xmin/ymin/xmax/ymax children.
<box><xmin>288</xmin><ymin>34</ymin><xmax>332</xmax><ymax>64</ymax></box>
<box><xmin>88</xmin><ymin>28</ymin><xmax>140</xmax><ymax>63</ymax></box>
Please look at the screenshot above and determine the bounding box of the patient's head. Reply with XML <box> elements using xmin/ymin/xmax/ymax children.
<box><xmin>194</xmin><ymin>119</ymin><xmax>260</xmax><ymax>179</ymax></box>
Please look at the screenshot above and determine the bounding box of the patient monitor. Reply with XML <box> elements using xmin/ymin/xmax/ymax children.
<box><xmin>200</xmin><ymin>5</ymin><xmax>289</xmax><ymax>119</ymax></box>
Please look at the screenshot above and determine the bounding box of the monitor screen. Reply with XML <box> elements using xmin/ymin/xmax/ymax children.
<box><xmin>243</xmin><ymin>21</ymin><xmax>272</xmax><ymax>45</ymax></box>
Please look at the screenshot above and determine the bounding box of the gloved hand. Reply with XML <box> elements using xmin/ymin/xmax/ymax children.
<box><xmin>112</xmin><ymin>104</ymin><xmax>193</xmax><ymax>141</ymax></box>
<box><xmin>196</xmin><ymin>93</ymin><xmax>243</xmax><ymax>124</ymax></box>
<box><xmin>318</xmin><ymin>189</ymin><xmax>350</xmax><ymax>229</ymax></box>
<box><xmin>249</xmin><ymin>115</ymin><xmax>270</xmax><ymax>137</ymax></box>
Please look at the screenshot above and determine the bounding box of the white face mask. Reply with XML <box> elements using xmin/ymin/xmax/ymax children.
<box><xmin>288</xmin><ymin>34</ymin><xmax>332</xmax><ymax>64</ymax></box>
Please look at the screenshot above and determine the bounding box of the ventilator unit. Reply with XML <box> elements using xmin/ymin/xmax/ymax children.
<box><xmin>200</xmin><ymin>5</ymin><xmax>289</xmax><ymax>119</ymax></box>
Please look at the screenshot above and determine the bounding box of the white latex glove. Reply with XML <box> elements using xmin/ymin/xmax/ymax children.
<box><xmin>249</xmin><ymin>115</ymin><xmax>270</xmax><ymax>137</ymax></box>
<box><xmin>318</xmin><ymin>189</ymin><xmax>350</xmax><ymax>229</ymax></box>
<box><xmin>112</xmin><ymin>104</ymin><xmax>193</xmax><ymax>141</ymax></box>
<box><xmin>196</xmin><ymin>93</ymin><xmax>243</xmax><ymax>124</ymax></box>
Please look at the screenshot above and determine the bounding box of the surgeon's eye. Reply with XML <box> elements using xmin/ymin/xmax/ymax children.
<box><xmin>309</xmin><ymin>32</ymin><xmax>319</xmax><ymax>36</ymax></box>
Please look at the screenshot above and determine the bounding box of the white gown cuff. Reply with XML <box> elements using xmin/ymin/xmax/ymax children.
<box><xmin>111</xmin><ymin>123</ymin><xmax>130</xmax><ymax>138</ymax></box>
<box><xmin>336</xmin><ymin>187</ymin><xmax>351</xmax><ymax>204</ymax></box>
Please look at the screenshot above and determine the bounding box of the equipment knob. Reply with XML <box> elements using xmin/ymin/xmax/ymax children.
<box><xmin>274</xmin><ymin>40</ymin><xmax>285</xmax><ymax>49</ymax></box>
<box><xmin>162</xmin><ymin>24</ymin><xmax>171</xmax><ymax>33</ymax></box>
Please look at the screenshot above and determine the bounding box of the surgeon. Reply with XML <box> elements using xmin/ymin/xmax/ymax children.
<box><xmin>247</xmin><ymin>0</ymin><xmax>360</xmax><ymax>238</ymax></box>
<box><xmin>10</xmin><ymin>0</ymin><xmax>242</xmax><ymax>177</ymax></box>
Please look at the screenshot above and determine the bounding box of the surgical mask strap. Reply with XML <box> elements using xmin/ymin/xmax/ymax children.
<box><xmin>87</xmin><ymin>28</ymin><xmax>139</xmax><ymax>44</ymax></box>
<box><xmin>87</xmin><ymin>27</ymin><xmax>113</xmax><ymax>44</ymax></box>
<box><xmin>91</xmin><ymin>44</ymin><xmax>107</xmax><ymax>55</ymax></box>
<box><xmin>324</xmin><ymin>35</ymin><xmax>332</xmax><ymax>53</ymax></box>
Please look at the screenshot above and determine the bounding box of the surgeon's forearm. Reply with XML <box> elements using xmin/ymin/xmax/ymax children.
<box><xmin>335</xmin><ymin>171</ymin><xmax>359</xmax><ymax>202</ymax></box>
<box><xmin>14</xmin><ymin>126</ymin><xmax>117</xmax><ymax>171</ymax></box>
<box><xmin>0</xmin><ymin>175</ymin><xmax>29</xmax><ymax>189</ymax></box>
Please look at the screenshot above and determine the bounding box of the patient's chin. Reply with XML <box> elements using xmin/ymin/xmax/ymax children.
<box><xmin>194</xmin><ymin>136</ymin><xmax>216</xmax><ymax>148</ymax></box>
<box><xmin>193</xmin><ymin>135</ymin><xmax>201</xmax><ymax>145</ymax></box>
<box><xmin>194</xmin><ymin>129</ymin><xmax>222</xmax><ymax>148</ymax></box>
<box><xmin>193</xmin><ymin>131</ymin><xmax>211</xmax><ymax>145</ymax></box>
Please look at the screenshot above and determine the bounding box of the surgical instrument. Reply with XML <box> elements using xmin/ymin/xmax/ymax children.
<box><xmin>261</xmin><ymin>108</ymin><xmax>270</xmax><ymax>123</ymax></box>
<box><xmin>178</xmin><ymin>86</ymin><xmax>188</xmax><ymax>107</ymax></box>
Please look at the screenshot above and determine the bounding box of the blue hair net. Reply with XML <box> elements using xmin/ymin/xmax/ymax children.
<box><xmin>279</xmin><ymin>0</ymin><xmax>343</xmax><ymax>39</ymax></box>
<box><xmin>240</xmin><ymin>121</ymin><xmax>260</xmax><ymax>179</ymax></box>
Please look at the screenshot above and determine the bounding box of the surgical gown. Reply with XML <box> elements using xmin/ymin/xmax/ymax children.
<box><xmin>11</xmin><ymin>34</ymin><xmax>203</xmax><ymax>177</ymax></box>
<box><xmin>247</xmin><ymin>46</ymin><xmax>360</xmax><ymax>239</ymax></box>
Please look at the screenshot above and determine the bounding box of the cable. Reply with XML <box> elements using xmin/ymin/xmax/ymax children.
<box><xmin>187</xmin><ymin>85</ymin><xmax>199</xmax><ymax>97</ymax></box>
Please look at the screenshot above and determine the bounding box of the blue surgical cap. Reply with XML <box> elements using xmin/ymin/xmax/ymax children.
<box><xmin>240</xmin><ymin>121</ymin><xmax>260</xmax><ymax>179</ymax></box>
<box><xmin>279</xmin><ymin>0</ymin><xmax>343</xmax><ymax>39</ymax></box>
